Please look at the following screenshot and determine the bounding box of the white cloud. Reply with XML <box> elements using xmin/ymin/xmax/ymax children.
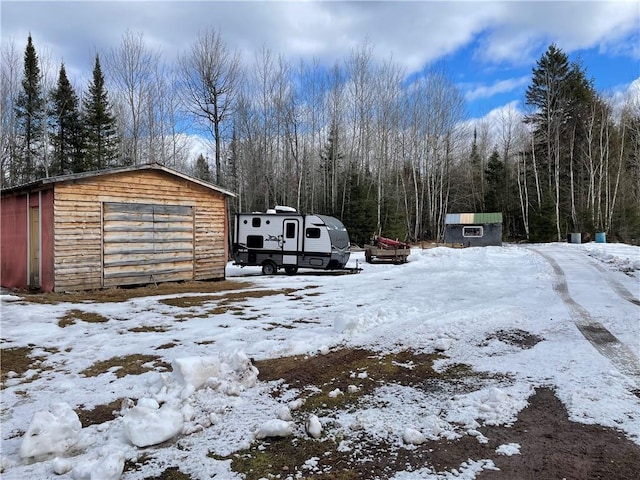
<box><xmin>4</xmin><ymin>1</ymin><xmax>637</xmax><ymax>78</ymax></box>
<box><xmin>464</xmin><ymin>76</ymin><xmax>530</xmax><ymax>101</ymax></box>
<box><xmin>602</xmin><ymin>77</ymin><xmax>640</xmax><ymax>120</ymax></box>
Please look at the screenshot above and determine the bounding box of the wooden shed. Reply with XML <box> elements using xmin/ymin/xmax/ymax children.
<box><xmin>444</xmin><ymin>213</ymin><xmax>503</xmax><ymax>247</ymax></box>
<box><xmin>1</xmin><ymin>163</ymin><xmax>235</xmax><ymax>292</ymax></box>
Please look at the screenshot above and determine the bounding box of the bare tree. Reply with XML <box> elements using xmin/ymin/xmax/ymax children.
<box><xmin>1</xmin><ymin>39</ymin><xmax>21</xmax><ymax>186</ymax></box>
<box><xmin>107</xmin><ymin>30</ymin><xmax>159</xmax><ymax>165</ymax></box>
<box><xmin>179</xmin><ymin>28</ymin><xmax>241</xmax><ymax>185</ymax></box>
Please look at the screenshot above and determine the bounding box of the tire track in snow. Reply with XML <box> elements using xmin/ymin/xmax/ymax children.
<box><xmin>531</xmin><ymin>248</ymin><xmax>640</xmax><ymax>380</ymax></box>
<box><xmin>586</xmin><ymin>258</ymin><xmax>640</xmax><ymax>307</ymax></box>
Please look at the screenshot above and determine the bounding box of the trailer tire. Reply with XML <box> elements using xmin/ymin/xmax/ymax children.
<box><xmin>284</xmin><ymin>266</ymin><xmax>298</xmax><ymax>275</ymax></box>
<box><xmin>262</xmin><ymin>261</ymin><xmax>277</xmax><ymax>276</ymax></box>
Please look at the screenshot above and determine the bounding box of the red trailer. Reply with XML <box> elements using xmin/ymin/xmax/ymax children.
<box><xmin>364</xmin><ymin>236</ymin><xmax>411</xmax><ymax>264</ymax></box>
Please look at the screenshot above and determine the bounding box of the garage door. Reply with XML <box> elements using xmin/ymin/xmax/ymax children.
<box><xmin>103</xmin><ymin>202</ymin><xmax>194</xmax><ymax>287</ymax></box>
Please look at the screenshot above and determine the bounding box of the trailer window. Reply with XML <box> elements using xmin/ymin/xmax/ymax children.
<box><xmin>463</xmin><ymin>226</ymin><xmax>483</xmax><ymax>237</ymax></box>
<box><xmin>306</xmin><ymin>227</ymin><xmax>321</xmax><ymax>239</ymax></box>
<box><xmin>252</xmin><ymin>218</ymin><xmax>261</xmax><ymax>227</ymax></box>
<box><xmin>286</xmin><ymin>223</ymin><xmax>296</xmax><ymax>238</ymax></box>
<box><xmin>247</xmin><ymin>235</ymin><xmax>264</xmax><ymax>248</ymax></box>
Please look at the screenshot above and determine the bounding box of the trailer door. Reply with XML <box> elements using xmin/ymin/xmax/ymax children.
<box><xmin>282</xmin><ymin>219</ymin><xmax>299</xmax><ymax>265</ymax></box>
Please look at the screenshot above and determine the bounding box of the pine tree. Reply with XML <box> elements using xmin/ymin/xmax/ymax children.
<box><xmin>83</xmin><ymin>54</ymin><xmax>118</xmax><ymax>170</ymax></box>
<box><xmin>49</xmin><ymin>63</ymin><xmax>82</xmax><ymax>175</ymax></box>
<box><xmin>319</xmin><ymin>124</ymin><xmax>343</xmax><ymax>215</ymax></box>
<box><xmin>524</xmin><ymin>44</ymin><xmax>593</xmax><ymax>240</ymax></box>
<box><xmin>15</xmin><ymin>34</ymin><xmax>45</xmax><ymax>183</ymax></box>
<box><xmin>469</xmin><ymin>128</ymin><xmax>484</xmax><ymax>211</ymax></box>
<box><xmin>484</xmin><ymin>148</ymin><xmax>506</xmax><ymax>213</ymax></box>
<box><xmin>194</xmin><ymin>153</ymin><xmax>211</xmax><ymax>181</ymax></box>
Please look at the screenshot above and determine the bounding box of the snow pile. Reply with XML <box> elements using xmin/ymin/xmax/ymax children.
<box><xmin>122</xmin><ymin>398</ymin><xmax>184</xmax><ymax>447</ymax></box>
<box><xmin>16</xmin><ymin>350</ymin><xmax>260</xmax><ymax>477</ymax></box>
<box><xmin>445</xmin><ymin>386</ymin><xmax>531</xmax><ymax>428</ymax></box>
<box><xmin>306</xmin><ymin>414</ymin><xmax>323</xmax><ymax>438</ymax></box>
<box><xmin>402</xmin><ymin>428</ymin><xmax>426</xmax><ymax>445</ymax></box>
<box><xmin>20</xmin><ymin>402</ymin><xmax>82</xmax><ymax>459</ymax></box>
<box><xmin>255</xmin><ymin>419</ymin><xmax>293</xmax><ymax>439</ymax></box>
<box><xmin>581</xmin><ymin>243</ymin><xmax>640</xmax><ymax>273</ymax></box>
<box><xmin>68</xmin><ymin>448</ymin><xmax>125</xmax><ymax>480</ymax></box>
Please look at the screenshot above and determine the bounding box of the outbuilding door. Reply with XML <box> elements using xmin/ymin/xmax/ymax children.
<box><xmin>102</xmin><ymin>202</ymin><xmax>194</xmax><ymax>287</ymax></box>
<box><xmin>29</xmin><ymin>207</ymin><xmax>40</xmax><ymax>288</ymax></box>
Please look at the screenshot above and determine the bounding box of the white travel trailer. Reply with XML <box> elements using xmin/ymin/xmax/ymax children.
<box><xmin>232</xmin><ymin>206</ymin><xmax>351</xmax><ymax>275</ymax></box>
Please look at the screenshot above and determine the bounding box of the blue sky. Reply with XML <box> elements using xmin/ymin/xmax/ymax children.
<box><xmin>2</xmin><ymin>0</ymin><xmax>639</xmax><ymax>121</ymax></box>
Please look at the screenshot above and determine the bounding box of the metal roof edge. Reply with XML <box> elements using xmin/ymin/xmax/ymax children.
<box><xmin>1</xmin><ymin>163</ymin><xmax>236</xmax><ymax>197</ymax></box>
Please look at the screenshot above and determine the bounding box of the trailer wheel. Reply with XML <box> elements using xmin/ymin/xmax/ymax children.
<box><xmin>284</xmin><ymin>266</ymin><xmax>298</xmax><ymax>275</ymax></box>
<box><xmin>262</xmin><ymin>261</ymin><xmax>277</xmax><ymax>275</ymax></box>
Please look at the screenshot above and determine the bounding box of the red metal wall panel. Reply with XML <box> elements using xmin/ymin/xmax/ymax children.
<box><xmin>1</xmin><ymin>194</ymin><xmax>28</xmax><ymax>290</ymax></box>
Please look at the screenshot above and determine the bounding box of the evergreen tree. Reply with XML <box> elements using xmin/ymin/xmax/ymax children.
<box><xmin>194</xmin><ymin>153</ymin><xmax>211</xmax><ymax>181</ymax></box>
<box><xmin>341</xmin><ymin>166</ymin><xmax>377</xmax><ymax>246</ymax></box>
<box><xmin>469</xmin><ymin>128</ymin><xmax>484</xmax><ymax>211</ymax></box>
<box><xmin>49</xmin><ymin>63</ymin><xmax>82</xmax><ymax>175</ymax></box>
<box><xmin>83</xmin><ymin>54</ymin><xmax>118</xmax><ymax>170</ymax></box>
<box><xmin>484</xmin><ymin>148</ymin><xmax>506</xmax><ymax>213</ymax></box>
<box><xmin>15</xmin><ymin>34</ymin><xmax>45</xmax><ymax>183</ymax></box>
<box><xmin>319</xmin><ymin>124</ymin><xmax>343</xmax><ymax>215</ymax></box>
<box><xmin>524</xmin><ymin>44</ymin><xmax>593</xmax><ymax>240</ymax></box>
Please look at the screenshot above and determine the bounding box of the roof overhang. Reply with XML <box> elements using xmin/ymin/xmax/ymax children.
<box><xmin>1</xmin><ymin>163</ymin><xmax>236</xmax><ymax>198</ymax></box>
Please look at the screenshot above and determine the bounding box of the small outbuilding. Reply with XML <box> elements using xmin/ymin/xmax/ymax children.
<box><xmin>1</xmin><ymin>163</ymin><xmax>235</xmax><ymax>292</ymax></box>
<box><xmin>444</xmin><ymin>213</ymin><xmax>503</xmax><ymax>247</ymax></box>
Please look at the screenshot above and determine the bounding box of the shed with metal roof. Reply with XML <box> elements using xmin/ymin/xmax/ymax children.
<box><xmin>444</xmin><ymin>212</ymin><xmax>503</xmax><ymax>247</ymax></box>
<box><xmin>1</xmin><ymin>163</ymin><xmax>235</xmax><ymax>292</ymax></box>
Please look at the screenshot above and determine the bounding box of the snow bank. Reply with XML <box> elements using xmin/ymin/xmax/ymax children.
<box><xmin>172</xmin><ymin>356</ymin><xmax>221</xmax><ymax>390</ymax></box>
<box><xmin>18</xmin><ymin>350</ymin><xmax>260</xmax><ymax>474</ymax></box>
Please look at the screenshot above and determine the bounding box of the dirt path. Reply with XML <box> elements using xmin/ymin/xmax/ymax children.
<box><xmin>531</xmin><ymin>247</ymin><xmax>640</xmax><ymax>380</ymax></box>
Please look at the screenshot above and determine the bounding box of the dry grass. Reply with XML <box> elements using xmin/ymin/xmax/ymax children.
<box><xmin>58</xmin><ymin>309</ymin><xmax>109</xmax><ymax>327</ymax></box>
<box><xmin>1</xmin><ymin>346</ymin><xmax>37</xmax><ymax>386</ymax></box>
<box><xmin>77</xmin><ymin>398</ymin><xmax>124</xmax><ymax>427</ymax></box>
<box><xmin>80</xmin><ymin>354</ymin><xmax>170</xmax><ymax>378</ymax></box>
<box><xmin>10</xmin><ymin>280</ymin><xmax>254</xmax><ymax>305</ymax></box>
<box><xmin>159</xmin><ymin>288</ymin><xmax>296</xmax><ymax>309</ymax></box>
<box><xmin>0</xmin><ymin>345</ymin><xmax>58</xmax><ymax>388</ymax></box>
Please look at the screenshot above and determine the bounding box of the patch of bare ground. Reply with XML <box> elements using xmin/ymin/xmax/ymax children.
<box><xmin>80</xmin><ymin>354</ymin><xmax>170</xmax><ymax>378</ymax></box>
<box><xmin>7</xmin><ymin>280</ymin><xmax>254</xmax><ymax>304</ymax></box>
<box><xmin>1</xmin><ymin>345</ymin><xmax>58</xmax><ymax>388</ymax></box>
<box><xmin>235</xmin><ymin>348</ymin><xmax>640</xmax><ymax>480</ymax></box>
<box><xmin>475</xmin><ymin>387</ymin><xmax>640</xmax><ymax>479</ymax></box>
<box><xmin>77</xmin><ymin>399</ymin><xmax>124</xmax><ymax>427</ymax></box>
<box><xmin>481</xmin><ymin>329</ymin><xmax>543</xmax><ymax>349</ymax></box>
<box><xmin>58</xmin><ymin>309</ymin><xmax>109</xmax><ymax>327</ymax></box>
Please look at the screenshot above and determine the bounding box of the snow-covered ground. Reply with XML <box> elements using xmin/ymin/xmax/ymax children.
<box><xmin>1</xmin><ymin>242</ymin><xmax>639</xmax><ymax>479</ymax></box>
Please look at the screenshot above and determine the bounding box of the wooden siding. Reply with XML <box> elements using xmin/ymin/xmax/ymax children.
<box><xmin>53</xmin><ymin>169</ymin><xmax>227</xmax><ymax>291</ymax></box>
<box><xmin>103</xmin><ymin>202</ymin><xmax>194</xmax><ymax>287</ymax></box>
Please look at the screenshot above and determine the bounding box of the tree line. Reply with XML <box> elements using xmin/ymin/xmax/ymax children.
<box><xmin>2</xmin><ymin>31</ymin><xmax>639</xmax><ymax>245</ymax></box>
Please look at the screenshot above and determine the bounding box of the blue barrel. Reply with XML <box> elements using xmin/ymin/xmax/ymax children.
<box><xmin>569</xmin><ymin>233</ymin><xmax>581</xmax><ymax>244</ymax></box>
<box><xmin>595</xmin><ymin>232</ymin><xmax>606</xmax><ymax>243</ymax></box>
